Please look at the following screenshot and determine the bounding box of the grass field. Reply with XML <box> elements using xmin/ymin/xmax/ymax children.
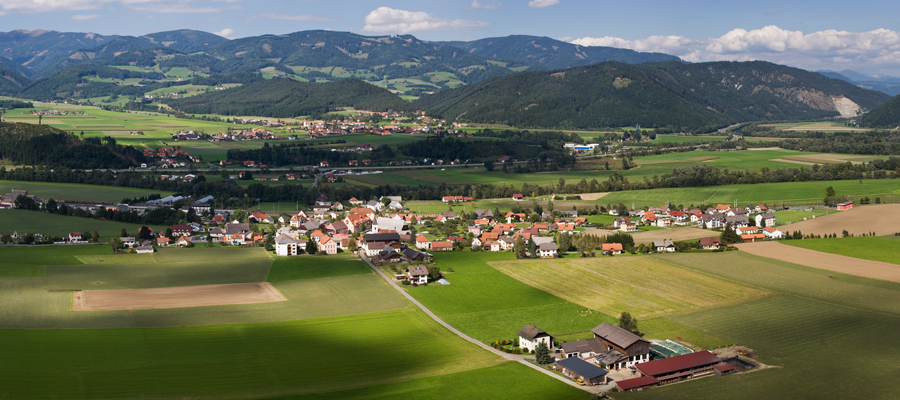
<box><xmin>608</xmin><ymin>250</ymin><xmax>900</xmax><ymax>399</ymax></box>
<box><xmin>0</xmin><ymin>308</ymin><xmax>506</xmax><ymax>399</ymax></box>
<box><xmin>267</xmin><ymin>253</ymin><xmax>372</xmax><ymax>282</ymax></box>
<box><xmin>488</xmin><ymin>257</ymin><xmax>768</xmax><ymax>319</ymax></box>
<box><xmin>0</xmin><ymin>179</ymin><xmax>171</xmax><ymax>203</ymax></box>
<box><xmin>0</xmin><ymin>209</ymin><xmax>167</xmax><ymax>238</ymax></box>
<box><xmin>782</xmin><ymin>236</ymin><xmax>900</xmax><ymax>265</ymax></box>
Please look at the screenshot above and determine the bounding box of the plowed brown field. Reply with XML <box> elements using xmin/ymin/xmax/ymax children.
<box><xmin>779</xmin><ymin>204</ymin><xmax>900</xmax><ymax>237</ymax></box>
<box><xmin>737</xmin><ymin>241</ymin><xmax>900</xmax><ymax>283</ymax></box>
<box><xmin>73</xmin><ymin>282</ymin><xmax>287</xmax><ymax>311</ymax></box>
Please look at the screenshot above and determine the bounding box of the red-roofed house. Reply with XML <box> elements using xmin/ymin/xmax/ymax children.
<box><xmin>512</xmin><ymin>193</ymin><xmax>524</xmax><ymax>201</ymax></box>
<box><xmin>319</xmin><ymin>236</ymin><xmax>337</xmax><ymax>255</ymax></box>
<box><xmin>415</xmin><ymin>236</ymin><xmax>431</xmax><ymax>250</ymax></box>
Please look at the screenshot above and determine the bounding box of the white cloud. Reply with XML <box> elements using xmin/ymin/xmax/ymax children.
<box><xmin>251</xmin><ymin>13</ymin><xmax>333</xmax><ymax>22</ymax></box>
<box><xmin>469</xmin><ymin>0</ymin><xmax>501</xmax><ymax>10</ymax></box>
<box><xmin>363</xmin><ymin>7</ymin><xmax>489</xmax><ymax>34</ymax></box>
<box><xmin>528</xmin><ymin>0</ymin><xmax>559</xmax><ymax>8</ymax></box>
<box><xmin>213</xmin><ymin>28</ymin><xmax>234</xmax><ymax>38</ymax></box>
<box><xmin>572</xmin><ymin>25</ymin><xmax>900</xmax><ymax>74</ymax></box>
<box><xmin>71</xmin><ymin>14</ymin><xmax>98</xmax><ymax>20</ymax></box>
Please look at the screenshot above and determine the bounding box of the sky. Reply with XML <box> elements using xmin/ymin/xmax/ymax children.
<box><xmin>2</xmin><ymin>0</ymin><xmax>900</xmax><ymax>76</ymax></box>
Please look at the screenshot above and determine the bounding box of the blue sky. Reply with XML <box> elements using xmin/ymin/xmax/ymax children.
<box><xmin>2</xmin><ymin>0</ymin><xmax>900</xmax><ymax>75</ymax></box>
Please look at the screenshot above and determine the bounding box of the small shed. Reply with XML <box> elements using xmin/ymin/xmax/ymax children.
<box><xmin>713</xmin><ymin>362</ymin><xmax>736</xmax><ymax>376</ymax></box>
<box><xmin>615</xmin><ymin>376</ymin><xmax>659</xmax><ymax>392</ymax></box>
<box><xmin>554</xmin><ymin>357</ymin><xmax>609</xmax><ymax>385</ymax></box>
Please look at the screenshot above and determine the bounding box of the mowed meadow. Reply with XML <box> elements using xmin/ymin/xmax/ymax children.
<box><xmin>0</xmin><ymin>245</ymin><xmax>589</xmax><ymax>399</ymax></box>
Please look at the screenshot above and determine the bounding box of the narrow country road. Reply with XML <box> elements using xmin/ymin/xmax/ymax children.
<box><xmin>360</xmin><ymin>255</ymin><xmax>601</xmax><ymax>395</ymax></box>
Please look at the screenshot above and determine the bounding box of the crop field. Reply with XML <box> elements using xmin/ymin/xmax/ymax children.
<box><xmin>0</xmin><ymin>247</ymin><xmax>407</xmax><ymax>329</ymax></box>
<box><xmin>608</xmin><ymin>251</ymin><xmax>900</xmax><ymax>399</ymax></box>
<box><xmin>781</xmin><ymin>236</ymin><xmax>900</xmax><ymax>265</ymax></box>
<box><xmin>0</xmin><ymin>308</ymin><xmax>506</xmax><ymax>399</ymax></box>
<box><xmin>780</xmin><ymin>203</ymin><xmax>900</xmax><ymax>237</ymax></box>
<box><xmin>598</xmin><ymin>179</ymin><xmax>900</xmax><ymax>208</ymax></box>
<box><xmin>488</xmin><ymin>257</ymin><xmax>768</xmax><ymax>319</ymax></box>
<box><xmin>759</xmin><ymin>121</ymin><xmax>872</xmax><ymax>132</ymax></box>
<box><xmin>267</xmin><ymin>253</ymin><xmax>372</xmax><ymax>281</ymax></box>
<box><xmin>654</xmin><ymin>135</ymin><xmax>727</xmax><ymax>143</ymax></box>
<box><xmin>0</xmin><ymin>209</ymin><xmax>167</xmax><ymax>238</ymax></box>
<box><xmin>738</xmin><ymin>241</ymin><xmax>900</xmax><ymax>282</ymax></box>
<box><xmin>0</xmin><ymin>179</ymin><xmax>171</xmax><ymax>203</ymax></box>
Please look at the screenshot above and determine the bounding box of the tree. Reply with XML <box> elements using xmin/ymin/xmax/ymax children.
<box><xmin>138</xmin><ymin>226</ymin><xmax>152</xmax><ymax>240</ymax></box>
<box><xmin>348</xmin><ymin>238</ymin><xmax>358</xmax><ymax>252</ymax></box>
<box><xmin>483</xmin><ymin>160</ymin><xmax>494</xmax><ymax>171</ymax></box>
<box><xmin>13</xmin><ymin>195</ymin><xmax>38</xmax><ymax>211</ymax></box>
<box><xmin>306</xmin><ymin>237</ymin><xmax>318</xmax><ymax>254</ymax></box>
<box><xmin>120</xmin><ymin>228</ymin><xmax>128</xmax><ymax>238</ymax></box>
<box><xmin>232</xmin><ymin>210</ymin><xmax>247</xmax><ymax>223</ymax></box>
<box><xmin>618</xmin><ymin>311</ymin><xmax>640</xmax><ymax>335</ymax></box>
<box><xmin>165</xmin><ymin>227</ymin><xmax>173</xmax><ymax>238</ymax></box>
<box><xmin>535</xmin><ymin>341</ymin><xmax>552</xmax><ymax>365</ymax></box>
<box><xmin>532</xmin><ymin>200</ymin><xmax>543</xmax><ymax>216</ymax></box>
<box><xmin>92</xmin><ymin>231</ymin><xmax>100</xmax><ymax>242</ymax></box>
<box><xmin>513</xmin><ymin>236</ymin><xmax>526</xmax><ymax>259</ymax></box>
<box><xmin>759</xmin><ymin>217</ymin><xmax>766</xmax><ymax>228</ymax></box>
<box><xmin>557</xmin><ymin>233</ymin><xmax>572</xmax><ymax>252</ymax></box>
<box><xmin>427</xmin><ymin>266</ymin><xmax>441</xmax><ymax>281</ymax></box>
<box><xmin>528</xmin><ymin>238</ymin><xmax>537</xmax><ymax>259</ymax></box>
<box><xmin>720</xmin><ymin>223</ymin><xmax>742</xmax><ymax>244</ymax></box>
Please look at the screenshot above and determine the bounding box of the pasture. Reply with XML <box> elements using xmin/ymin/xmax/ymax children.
<box><xmin>610</xmin><ymin>251</ymin><xmax>900</xmax><ymax>400</ymax></box>
<box><xmin>782</xmin><ymin>236</ymin><xmax>900</xmax><ymax>265</ymax></box>
<box><xmin>488</xmin><ymin>257</ymin><xmax>768</xmax><ymax>319</ymax></box>
<box><xmin>0</xmin><ymin>179</ymin><xmax>171</xmax><ymax>203</ymax></box>
<box><xmin>0</xmin><ymin>209</ymin><xmax>167</xmax><ymax>238</ymax></box>
<box><xmin>0</xmin><ymin>308</ymin><xmax>504</xmax><ymax>399</ymax></box>
<box><xmin>267</xmin><ymin>253</ymin><xmax>372</xmax><ymax>282</ymax></box>
<box><xmin>737</xmin><ymin>241</ymin><xmax>900</xmax><ymax>283</ymax></box>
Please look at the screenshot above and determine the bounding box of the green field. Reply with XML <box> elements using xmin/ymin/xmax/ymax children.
<box><xmin>783</xmin><ymin>236</ymin><xmax>900</xmax><ymax>265</ymax></box>
<box><xmin>0</xmin><ymin>179</ymin><xmax>171</xmax><ymax>203</ymax></box>
<box><xmin>654</xmin><ymin>134</ymin><xmax>727</xmax><ymax>143</ymax></box>
<box><xmin>0</xmin><ymin>209</ymin><xmax>167</xmax><ymax>238</ymax></box>
<box><xmin>267</xmin><ymin>253</ymin><xmax>372</xmax><ymax>282</ymax></box>
<box><xmin>488</xmin><ymin>257</ymin><xmax>769</xmax><ymax>319</ymax></box>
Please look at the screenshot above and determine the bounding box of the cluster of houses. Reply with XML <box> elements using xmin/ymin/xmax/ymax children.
<box><xmin>611</xmin><ymin>204</ymin><xmax>783</xmax><ymax>242</ymax></box>
<box><xmin>519</xmin><ymin>323</ymin><xmax>738</xmax><ymax>391</ymax></box>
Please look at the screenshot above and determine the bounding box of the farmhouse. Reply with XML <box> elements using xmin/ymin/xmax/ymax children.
<box><xmin>561</xmin><ymin>338</ymin><xmax>605</xmax><ymax>360</ymax></box>
<box><xmin>518</xmin><ymin>324</ymin><xmax>553</xmax><ymax>353</ymax></box>
<box><xmin>698</xmin><ymin>237</ymin><xmax>721</xmax><ymax>250</ymax></box>
<box><xmin>539</xmin><ymin>242</ymin><xmax>558</xmax><ymax>258</ymax></box>
<box><xmin>406</xmin><ymin>265</ymin><xmax>428</xmax><ymax>284</ymax></box>
<box><xmin>553</xmin><ymin>357</ymin><xmax>609</xmax><ymax>386</ymax></box>
<box><xmin>837</xmin><ymin>201</ymin><xmax>854</xmax><ymax>211</ymax></box>
<box><xmin>601</xmin><ymin>243</ymin><xmax>623</xmax><ymax>255</ymax></box>
<box><xmin>755</xmin><ymin>212</ymin><xmax>776</xmax><ymax>227</ymax></box>
<box><xmin>591</xmin><ymin>323</ymin><xmax>650</xmax><ymax>369</ymax></box>
<box><xmin>653</xmin><ymin>240</ymin><xmax>676</xmax><ymax>252</ymax></box>
<box><xmin>762</xmin><ymin>227</ymin><xmax>784</xmax><ymax>239</ymax></box>
<box><xmin>740</xmin><ymin>233</ymin><xmax>765</xmax><ymax>243</ymax></box>
<box><xmin>635</xmin><ymin>351</ymin><xmax>722</xmax><ymax>384</ymax></box>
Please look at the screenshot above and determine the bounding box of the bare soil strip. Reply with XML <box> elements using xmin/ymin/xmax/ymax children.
<box><xmin>573</xmin><ymin>192</ymin><xmax>610</xmax><ymax>201</ymax></box>
<box><xmin>770</xmin><ymin>158</ymin><xmax>816</xmax><ymax>166</ymax></box>
<box><xmin>736</xmin><ymin>241</ymin><xmax>900</xmax><ymax>283</ymax></box>
<box><xmin>779</xmin><ymin>204</ymin><xmax>900</xmax><ymax>237</ymax></box>
<box><xmin>73</xmin><ymin>282</ymin><xmax>287</xmax><ymax>311</ymax></box>
<box><xmin>748</xmin><ymin>147</ymin><xmax>782</xmax><ymax>151</ymax></box>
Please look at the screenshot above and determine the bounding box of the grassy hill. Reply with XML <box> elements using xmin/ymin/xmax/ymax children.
<box><xmin>167</xmin><ymin>78</ymin><xmax>413</xmax><ymax>117</ymax></box>
<box><xmin>414</xmin><ymin>60</ymin><xmax>890</xmax><ymax>131</ymax></box>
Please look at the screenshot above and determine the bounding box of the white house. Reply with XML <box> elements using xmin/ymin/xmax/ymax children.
<box><xmin>406</xmin><ymin>265</ymin><xmax>428</xmax><ymax>284</ymax></box>
<box><xmin>275</xmin><ymin>234</ymin><xmax>302</xmax><ymax>256</ymax></box>
<box><xmin>653</xmin><ymin>240</ymin><xmax>676</xmax><ymax>252</ymax></box>
<box><xmin>762</xmin><ymin>227</ymin><xmax>784</xmax><ymax>239</ymax></box>
<box><xmin>756</xmin><ymin>213</ymin><xmax>776</xmax><ymax>227</ymax></box>
<box><xmin>518</xmin><ymin>324</ymin><xmax>553</xmax><ymax>353</ymax></box>
<box><xmin>539</xmin><ymin>242</ymin><xmax>558</xmax><ymax>258</ymax></box>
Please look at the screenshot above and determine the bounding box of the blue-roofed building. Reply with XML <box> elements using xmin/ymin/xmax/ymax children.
<box><xmin>553</xmin><ymin>357</ymin><xmax>609</xmax><ymax>386</ymax></box>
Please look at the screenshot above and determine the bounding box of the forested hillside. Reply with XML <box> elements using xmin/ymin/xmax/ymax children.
<box><xmin>413</xmin><ymin>62</ymin><xmax>726</xmax><ymax>132</ymax></box>
<box><xmin>0</xmin><ymin>122</ymin><xmax>142</xmax><ymax>169</ymax></box>
<box><xmin>18</xmin><ymin>64</ymin><xmax>165</xmax><ymax>99</ymax></box>
<box><xmin>861</xmin><ymin>94</ymin><xmax>900</xmax><ymax>128</ymax></box>
<box><xmin>414</xmin><ymin>61</ymin><xmax>890</xmax><ymax>131</ymax></box>
<box><xmin>438</xmin><ymin>35</ymin><xmax>681</xmax><ymax>70</ymax></box>
<box><xmin>0</xmin><ymin>59</ymin><xmax>29</xmax><ymax>95</ymax></box>
<box><xmin>167</xmin><ymin>78</ymin><xmax>413</xmax><ymax>117</ymax></box>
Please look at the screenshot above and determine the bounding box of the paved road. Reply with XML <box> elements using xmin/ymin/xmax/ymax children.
<box><xmin>360</xmin><ymin>255</ymin><xmax>600</xmax><ymax>395</ymax></box>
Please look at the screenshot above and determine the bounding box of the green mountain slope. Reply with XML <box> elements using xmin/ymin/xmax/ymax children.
<box><xmin>0</xmin><ymin>58</ymin><xmax>30</xmax><ymax>95</ymax></box>
<box><xmin>437</xmin><ymin>35</ymin><xmax>681</xmax><ymax>70</ymax></box>
<box><xmin>0</xmin><ymin>29</ymin><xmax>114</xmax><ymax>74</ymax></box>
<box><xmin>167</xmin><ymin>78</ymin><xmax>413</xmax><ymax>118</ymax></box>
<box><xmin>19</xmin><ymin>64</ymin><xmax>165</xmax><ymax>99</ymax></box>
<box><xmin>414</xmin><ymin>61</ymin><xmax>891</xmax><ymax>131</ymax></box>
<box><xmin>861</xmin><ymin>94</ymin><xmax>900</xmax><ymax>128</ymax></box>
<box><xmin>413</xmin><ymin>62</ymin><xmax>725</xmax><ymax>131</ymax></box>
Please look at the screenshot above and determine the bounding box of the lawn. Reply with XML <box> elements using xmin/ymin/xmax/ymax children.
<box><xmin>0</xmin><ymin>308</ymin><xmax>504</xmax><ymax>399</ymax></box>
<box><xmin>0</xmin><ymin>209</ymin><xmax>168</xmax><ymax>238</ymax></box>
<box><xmin>0</xmin><ymin>179</ymin><xmax>171</xmax><ymax>203</ymax></box>
<box><xmin>488</xmin><ymin>257</ymin><xmax>769</xmax><ymax>319</ymax></box>
<box><xmin>267</xmin><ymin>253</ymin><xmax>372</xmax><ymax>282</ymax></box>
<box><xmin>782</xmin><ymin>236</ymin><xmax>900</xmax><ymax>265</ymax></box>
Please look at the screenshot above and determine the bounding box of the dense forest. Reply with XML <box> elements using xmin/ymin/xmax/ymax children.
<box><xmin>168</xmin><ymin>78</ymin><xmax>413</xmax><ymax>117</ymax></box>
<box><xmin>414</xmin><ymin>61</ymin><xmax>890</xmax><ymax>132</ymax></box>
<box><xmin>0</xmin><ymin>122</ymin><xmax>143</xmax><ymax>168</ymax></box>
<box><xmin>861</xmin><ymin>93</ymin><xmax>900</xmax><ymax>128</ymax></box>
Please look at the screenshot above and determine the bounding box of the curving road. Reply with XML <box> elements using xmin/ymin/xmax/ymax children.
<box><xmin>360</xmin><ymin>255</ymin><xmax>599</xmax><ymax>394</ymax></box>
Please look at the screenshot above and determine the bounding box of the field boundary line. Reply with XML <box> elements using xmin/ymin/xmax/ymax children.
<box><xmin>359</xmin><ymin>255</ymin><xmax>598</xmax><ymax>394</ymax></box>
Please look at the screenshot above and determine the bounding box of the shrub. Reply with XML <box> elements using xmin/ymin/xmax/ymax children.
<box><xmin>401</xmin><ymin>280</ymin><xmax>411</xmax><ymax>286</ymax></box>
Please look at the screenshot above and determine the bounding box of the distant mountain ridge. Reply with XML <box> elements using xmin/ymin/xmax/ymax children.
<box><xmin>436</xmin><ymin>35</ymin><xmax>682</xmax><ymax>70</ymax></box>
<box><xmin>413</xmin><ymin>61</ymin><xmax>890</xmax><ymax>131</ymax></box>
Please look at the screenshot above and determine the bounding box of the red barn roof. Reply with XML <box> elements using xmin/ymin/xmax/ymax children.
<box><xmin>636</xmin><ymin>351</ymin><xmax>721</xmax><ymax>378</ymax></box>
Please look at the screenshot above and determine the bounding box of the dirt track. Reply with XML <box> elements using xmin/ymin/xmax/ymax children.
<box><xmin>73</xmin><ymin>282</ymin><xmax>287</xmax><ymax>311</ymax></box>
<box><xmin>779</xmin><ymin>204</ymin><xmax>900</xmax><ymax>237</ymax></box>
<box><xmin>736</xmin><ymin>241</ymin><xmax>900</xmax><ymax>283</ymax></box>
